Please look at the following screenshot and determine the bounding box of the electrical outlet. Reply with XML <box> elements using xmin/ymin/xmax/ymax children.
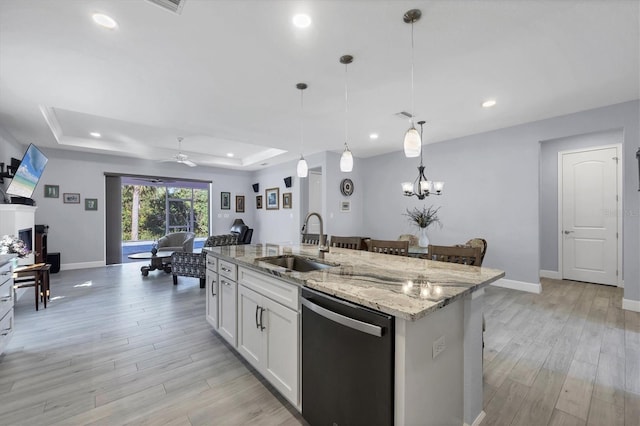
<box><xmin>432</xmin><ymin>335</ymin><xmax>446</xmax><ymax>359</ymax></box>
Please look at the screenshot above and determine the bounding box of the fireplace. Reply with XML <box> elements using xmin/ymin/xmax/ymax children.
<box><xmin>18</xmin><ymin>227</ymin><xmax>32</xmax><ymax>252</ymax></box>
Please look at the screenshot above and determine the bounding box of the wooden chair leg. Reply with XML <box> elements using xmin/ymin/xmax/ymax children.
<box><xmin>200</xmin><ymin>278</ymin><xmax>205</xmax><ymax>288</ymax></box>
<box><xmin>173</xmin><ymin>275</ymin><xmax>178</xmax><ymax>285</ymax></box>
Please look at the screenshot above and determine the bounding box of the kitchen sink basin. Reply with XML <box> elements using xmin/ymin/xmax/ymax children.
<box><xmin>257</xmin><ymin>255</ymin><xmax>335</xmax><ymax>272</ymax></box>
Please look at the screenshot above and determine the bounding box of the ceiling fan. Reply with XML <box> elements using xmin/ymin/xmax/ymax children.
<box><xmin>166</xmin><ymin>137</ymin><xmax>197</xmax><ymax>167</ymax></box>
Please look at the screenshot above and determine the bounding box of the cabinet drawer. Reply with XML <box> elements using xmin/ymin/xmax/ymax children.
<box><xmin>0</xmin><ymin>263</ymin><xmax>12</xmax><ymax>287</ymax></box>
<box><xmin>206</xmin><ymin>254</ymin><xmax>218</xmax><ymax>273</ymax></box>
<box><xmin>0</xmin><ymin>308</ymin><xmax>14</xmax><ymax>354</ymax></box>
<box><xmin>0</xmin><ymin>277</ymin><xmax>12</xmax><ymax>321</ymax></box>
<box><xmin>219</xmin><ymin>260</ymin><xmax>237</xmax><ymax>281</ymax></box>
<box><xmin>238</xmin><ymin>267</ymin><xmax>299</xmax><ymax>311</ymax></box>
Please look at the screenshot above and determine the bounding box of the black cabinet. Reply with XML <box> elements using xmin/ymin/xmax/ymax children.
<box><xmin>35</xmin><ymin>224</ymin><xmax>48</xmax><ymax>264</ymax></box>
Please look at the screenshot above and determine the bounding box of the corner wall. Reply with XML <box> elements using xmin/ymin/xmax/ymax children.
<box><xmin>361</xmin><ymin>100</ymin><xmax>639</xmax><ymax>303</ymax></box>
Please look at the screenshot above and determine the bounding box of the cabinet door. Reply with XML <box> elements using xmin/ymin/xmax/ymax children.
<box><xmin>262</xmin><ymin>297</ymin><xmax>299</xmax><ymax>407</ymax></box>
<box><xmin>205</xmin><ymin>270</ymin><xmax>218</xmax><ymax>329</ymax></box>
<box><xmin>237</xmin><ymin>285</ymin><xmax>263</xmax><ymax>370</ymax></box>
<box><xmin>218</xmin><ymin>277</ymin><xmax>237</xmax><ymax>347</ymax></box>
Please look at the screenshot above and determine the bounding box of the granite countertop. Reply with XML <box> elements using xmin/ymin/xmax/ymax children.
<box><xmin>205</xmin><ymin>244</ymin><xmax>505</xmax><ymax>321</ymax></box>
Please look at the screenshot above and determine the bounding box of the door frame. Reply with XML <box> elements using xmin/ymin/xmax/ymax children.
<box><xmin>557</xmin><ymin>143</ymin><xmax>623</xmax><ymax>287</ymax></box>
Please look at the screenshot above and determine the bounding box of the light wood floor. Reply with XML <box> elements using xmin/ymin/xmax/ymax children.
<box><xmin>0</xmin><ymin>265</ymin><xmax>638</xmax><ymax>425</ymax></box>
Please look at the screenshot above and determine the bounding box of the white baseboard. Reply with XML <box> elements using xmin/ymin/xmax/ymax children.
<box><xmin>539</xmin><ymin>269</ymin><xmax>561</xmax><ymax>280</ymax></box>
<box><xmin>622</xmin><ymin>298</ymin><xmax>640</xmax><ymax>312</ymax></box>
<box><xmin>60</xmin><ymin>261</ymin><xmax>105</xmax><ymax>271</ymax></box>
<box><xmin>464</xmin><ymin>410</ymin><xmax>486</xmax><ymax>426</ymax></box>
<box><xmin>491</xmin><ymin>278</ymin><xmax>542</xmax><ymax>294</ymax></box>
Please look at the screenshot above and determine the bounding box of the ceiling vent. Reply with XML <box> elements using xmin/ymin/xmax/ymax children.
<box><xmin>395</xmin><ymin>111</ymin><xmax>413</xmax><ymax>119</ymax></box>
<box><xmin>146</xmin><ymin>0</ymin><xmax>186</xmax><ymax>14</ymax></box>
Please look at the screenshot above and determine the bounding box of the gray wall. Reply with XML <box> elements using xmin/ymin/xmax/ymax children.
<box><xmin>251</xmin><ymin>151</ymin><xmax>365</xmax><ymax>245</ymax></box>
<box><xmin>539</xmin><ymin>129</ymin><xmax>623</xmax><ymax>272</ymax></box>
<box><xmin>361</xmin><ymin>100</ymin><xmax>639</xmax><ymax>303</ymax></box>
<box><xmin>0</xmin><ymin>128</ymin><xmax>24</xmax><ymax>197</ymax></box>
<box><xmin>28</xmin><ymin>147</ymin><xmax>254</xmax><ymax>268</ymax></box>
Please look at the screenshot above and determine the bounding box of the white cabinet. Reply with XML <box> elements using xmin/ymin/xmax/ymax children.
<box><xmin>205</xmin><ymin>257</ymin><xmax>218</xmax><ymax>329</ymax></box>
<box><xmin>238</xmin><ymin>268</ymin><xmax>299</xmax><ymax>408</ymax></box>
<box><xmin>218</xmin><ymin>275</ymin><xmax>237</xmax><ymax>347</ymax></box>
<box><xmin>0</xmin><ymin>261</ymin><xmax>15</xmax><ymax>354</ymax></box>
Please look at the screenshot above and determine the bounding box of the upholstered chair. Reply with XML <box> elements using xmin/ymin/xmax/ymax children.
<box><xmin>157</xmin><ymin>232</ymin><xmax>195</xmax><ymax>253</ymax></box>
<box><xmin>171</xmin><ymin>234</ymin><xmax>238</xmax><ymax>287</ymax></box>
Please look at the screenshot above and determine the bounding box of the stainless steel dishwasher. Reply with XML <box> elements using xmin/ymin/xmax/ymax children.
<box><xmin>301</xmin><ymin>287</ymin><xmax>394</xmax><ymax>426</ymax></box>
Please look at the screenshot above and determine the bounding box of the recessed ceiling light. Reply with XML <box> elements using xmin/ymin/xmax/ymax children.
<box><xmin>482</xmin><ymin>99</ymin><xmax>497</xmax><ymax>108</ymax></box>
<box><xmin>226</xmin><ymin>153</ymin><xmax>234</xmax><ymax>157</ymax></box>
<box><xmin>292</xmin><ymin>14</ymin><xmax>311</xmax><ymax>28</ymax></box>
<box><xmin>90</xmin><ymin>132</ymin><xmax>101</xmax><ymax>138</ymax></box>
<box><xmin>369</xmin><ymin>133</ymin><xmax>379</xmax><ymax>140</ymax></box>
<box><xmin>92</xmin><ymin>13</ymin><xmax>118</xmax><ymax>29</ymax></box>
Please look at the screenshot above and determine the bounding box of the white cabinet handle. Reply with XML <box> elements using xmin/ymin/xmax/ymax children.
<box><xmin>211</xmin><ymin>279</ymin><xmax>216</xmax><ymax>297</ymax></box>
<box><xmin>222</xmin><ymin>280</ymin><xmax>231</xmax><ymax>287</ymax></box>
<box><xmin>221</xmin><ymin>267</ymin><xmax>231</xmax><ymax>272</ymax></box>
<box><xmin>0</xmin><ymin>297</ymin><xmax>11</xmax><ymax>302</ymax></box>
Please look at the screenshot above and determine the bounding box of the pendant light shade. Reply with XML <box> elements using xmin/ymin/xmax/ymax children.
<box><xmin>340</xmin><ymin>143</ymin><xmax>353</xmax><ymax>172</ymax></box>
<box><xmin>297</xmin><ymin>155</ymin><xmax>308</xmax><ymax>178</ymax></box>
<box><xmin>403</xmin><ymin>127</ymin><xmax>421</xmax><ymax>157</ymax></box>
<box><xmin>296</xmin><ymin>82</ymin><xmax>308</xmax><ymax>178</ymax></box>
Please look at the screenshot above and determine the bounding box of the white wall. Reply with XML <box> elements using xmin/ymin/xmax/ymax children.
<box><xmin>29</xmin><ymin>147</ymin><xmax>254</xmax><ymax>268</ymax></box>
<box><xmin>361</xmin><ymin>100</ymin><xmax>639</xmax><ymax>304</ymax></box>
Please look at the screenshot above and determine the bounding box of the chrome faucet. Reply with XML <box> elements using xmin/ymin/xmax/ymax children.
<box><xmin>302</xmin><ymin>212</ymin><xmax>328</xmax><ymax>258</ymax></box>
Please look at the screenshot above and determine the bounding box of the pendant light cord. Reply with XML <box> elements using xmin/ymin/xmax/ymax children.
<box><xmin>344</xmin><ymin>63</ymin><xmax>349</xmax><ymax>147</ymax></box>
<box><xmin>410</xmin><ymin>21</ymin><xmax>415</xmax><ymax>128</ymax></box>
<box><xmin>300</xmin><ymin>88</ymin><xmax>304</xmax><ymax>155</ymax></box>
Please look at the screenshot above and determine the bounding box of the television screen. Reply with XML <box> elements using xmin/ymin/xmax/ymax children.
<box><xmin>6</xmin><ymin>144</ymin><xmax>48</xmax><ymax>198</ymax></box>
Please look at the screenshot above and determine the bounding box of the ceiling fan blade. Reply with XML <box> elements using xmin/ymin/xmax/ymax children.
<box><xmin>181</xmin><ymin>159</ymin><xmax>197</xmax><ymax>167</ymax></box>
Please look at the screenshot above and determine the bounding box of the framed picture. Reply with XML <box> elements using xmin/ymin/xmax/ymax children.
<box><xmin>63</xmin><ymin>193</ymin><xmax>80</xmax><ymax>204</ymax></box>
<box><xmin>236</xmin><ymin>195</ymin><xmax>245</xmax><ymax>213</ymax></box>
<box><xmin>85</xmin><ymin>198</ymin><xmax>98</xmax><ymax>211</ymax></box>
<box><xmin>256</xmin><ymin>195</ymin><xmax>263</xmax><ymax>209</ymax></box>
<box><xmin>44</xmin><ymin>184</ymin><xmax>59</xmax><ymax>198</ymax></box>
<box><xmin>266</xmin><ymin>187</ymin><xmax>279</xmax><ymax>210</ymax></box>
<box><xmin>283</xmin><ymin>192</ymin><xmax>292</xmax><ymax>209</ymax></box>
<box><xmin>221</xmin><ymin>192</ymin><xmax>230</xmax><ymax>210</ymax></box>
<box><xmin>340</xmin><ymin>200</ymin><xmax>351</xmax><ymax>212</ymax></box>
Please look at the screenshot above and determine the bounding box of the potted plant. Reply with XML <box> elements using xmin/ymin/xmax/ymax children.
<box><xmin>404</xmin><ymin>206</ymin><xmax>441</xmax><ymax>247</ymax></box>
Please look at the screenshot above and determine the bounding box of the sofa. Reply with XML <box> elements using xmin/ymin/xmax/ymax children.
<box><xmin>157</xmin><ymin>232</ymin><xmax>195</xmax><ymax>253</ymax></box>
<box><xmin>171</xmin><ymin>234</ymin><xmax>238</xmax><ymax>287</ymax></box>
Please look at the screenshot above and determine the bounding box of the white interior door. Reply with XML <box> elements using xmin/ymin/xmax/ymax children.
<box><xmin>561</xmin><ymin>146</ymin><xmax>619</xmax><ymax>285</ymax></box>
<box><xmin>307</xmin><ymin>170</ymin><xmax>323</xmax><ymax>234</ymax></box>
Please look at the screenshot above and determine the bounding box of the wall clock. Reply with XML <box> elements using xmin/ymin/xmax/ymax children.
<box><xmin>340</xmin><ymin>178</ymin><xmax>354</xmax><ymax>196</ymax></box>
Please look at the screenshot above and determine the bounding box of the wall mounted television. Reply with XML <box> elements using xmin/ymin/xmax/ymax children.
<box><xmin>6</xmin><ymin>144</ymin><xmax>48</xmax><ymax>199</ymax></box>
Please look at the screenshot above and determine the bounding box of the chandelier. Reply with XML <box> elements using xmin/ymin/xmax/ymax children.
<box><xmin>401</xmin><ymin>121</ymin><xmax>444</xmax><ymax>199</ymax></box>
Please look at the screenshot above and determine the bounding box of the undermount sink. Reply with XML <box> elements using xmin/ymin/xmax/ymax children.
<box><xmin>257</xmin><ymin>255</ymin><xmax>335</xmax><ymax>272</ymax></box>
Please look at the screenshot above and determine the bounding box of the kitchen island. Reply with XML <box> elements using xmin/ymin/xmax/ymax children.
<box><xmin>204</xmin><ymin>243</ymin><xmax>505</xmax><ymax>426</ymax></box>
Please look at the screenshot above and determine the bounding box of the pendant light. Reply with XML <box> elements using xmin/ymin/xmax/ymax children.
<box><xmin>339</xmin><ymin>55</ymin><xmax>354</xmax><ymax>172</ymax></box>
<box><xmin>403</xmin><ymin>9</ymin><xmax>422</xmax><ymax>158</ymax></box>
<box><xmin>296</xmin><ymin>83</ymin><xmax>308</xmax><ymax>178</ymax></box>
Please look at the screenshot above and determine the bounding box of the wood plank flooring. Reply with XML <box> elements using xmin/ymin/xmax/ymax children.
<box><xmin>0</xmin><ymin>265</ymin><xmax>638</xmax><ymax>425</ymax></box>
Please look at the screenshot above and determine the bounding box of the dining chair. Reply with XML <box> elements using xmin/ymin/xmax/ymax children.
<box><xmin>462</xmin><ymin>238</ymin><xmax>487</xmax><ymax>265</ymax></box>
<box><xmin>427</xmin><ymin>244</ymin><xmax>482</xmax><ymax>266</ymax></box>
<box><xmin>329</xmin><ymin>236</ymin><xmax>362</xmax><ymax>250</ymax></box>
<box><xmin>301</xmin><ymin>233</ymin><xmax>327</xmax><ymax>245</ymax></box>
<box><xmin>397</xmin><ymin>234</ymin><xmax>419</xmax><ymax>246</ymax></box>
<box><xmin>368</xmin><ymin>239</ymin><xmax>409</xmax><ymax>256</ymax></box>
